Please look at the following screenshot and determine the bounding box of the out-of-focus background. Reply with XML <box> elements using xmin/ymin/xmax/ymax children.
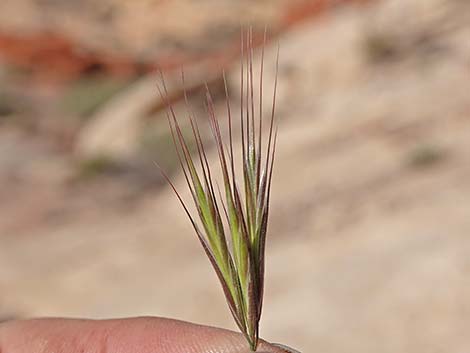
<box><xmin>1</xmin><ymin>0</ymin><xmax>469</xmax><ymax>351</ymax></box>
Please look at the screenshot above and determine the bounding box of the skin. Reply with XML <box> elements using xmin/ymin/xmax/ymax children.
<box><xmin>0</xmin><ymin>317</ymin><xmax>288</xmax><ymax>353</ymax></box>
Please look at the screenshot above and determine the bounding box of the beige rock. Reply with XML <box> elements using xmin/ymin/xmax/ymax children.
<box><xmin>75</xmin><ymin>75</ymin><xmax>159</xmax><ymax>160</ymax></box>
<box><xmin>75</xmin><ymin>66</ymin><xmax>221</xmax><ymax>160</ymax></box>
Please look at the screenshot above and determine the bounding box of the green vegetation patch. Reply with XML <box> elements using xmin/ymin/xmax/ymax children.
<box><xmin>76</xmin><ymin>155</ymin><xmax>122</xmax><ymax>179</ymax></box>
<box><xmin>406</xmin><ymin>144</ymin><xmax>446</xmax><ymax>169</ymax></box>
<box><xmin>60</xmin><ymin>76</ymin><xmax>131</xmax><ymax>118</ymax></box>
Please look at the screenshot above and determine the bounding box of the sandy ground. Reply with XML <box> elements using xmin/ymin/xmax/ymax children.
<box><xmin>1</xmin><ymin>0</ymin><xmax>470</xmax><ymax>352</ymax></box>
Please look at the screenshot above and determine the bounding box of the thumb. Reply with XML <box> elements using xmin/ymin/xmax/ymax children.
<box><xmin>0</xmin><ymin>317</ymin><xmax>292</xmax><ymax>353</ymax></box>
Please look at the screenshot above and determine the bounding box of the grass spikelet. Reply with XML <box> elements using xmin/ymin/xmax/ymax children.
<box><xmin>157</xmin><ymin>28</ymin><xmax>279</xmax><ymax>351</ymax></box>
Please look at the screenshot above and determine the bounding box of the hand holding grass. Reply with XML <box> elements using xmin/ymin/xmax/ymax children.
<box><xmin>0</xmin><ymin>30</ymin><xmax>296</xmax><ymax>353</ymax></box>
<box><xmin>0</xmin><ymin>317</ymin><xmax>296</xmax><ymax>353</ymax></box>
<box><xmin>0</xmin><ymin>29</ymin><xmax>296</xmax><ymax>353</ymax></box>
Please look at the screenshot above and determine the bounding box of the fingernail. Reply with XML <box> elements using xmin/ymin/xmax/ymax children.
<box><xmin>271</xmin><ymin>343</ymin><xmax>301</xmax><ymax>353</ymax></box>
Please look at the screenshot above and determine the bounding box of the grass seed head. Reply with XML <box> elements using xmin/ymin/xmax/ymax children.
<box><xmin>158</xmin><ymin>27</ymin><xmax>279</xmax><ymax>351</ymax></box>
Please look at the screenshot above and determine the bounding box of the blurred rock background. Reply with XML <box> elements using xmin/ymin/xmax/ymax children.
<box><xmin>1</xmin><ymin>0</ymin><xmax>469</xmax><ymax>352</ymax></box>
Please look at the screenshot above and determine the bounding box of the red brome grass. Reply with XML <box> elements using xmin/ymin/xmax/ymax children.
<box><xmin>157</xmin><ymin>28</ymin><xmax>279</xmax><ymax>351</ymax></box>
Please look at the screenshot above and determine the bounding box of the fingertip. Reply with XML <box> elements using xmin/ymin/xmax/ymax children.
<box><xmin>0</xmin><ymin>317</ymin><xmax>291</xmax><ymax>353</ymax></box>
